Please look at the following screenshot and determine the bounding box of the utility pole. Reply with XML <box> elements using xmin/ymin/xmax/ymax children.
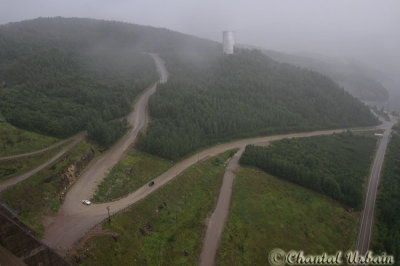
<box><xmin>107</xmin><ymin>206</ymin><xmax>111</xmax><ymax>224</ymax></box>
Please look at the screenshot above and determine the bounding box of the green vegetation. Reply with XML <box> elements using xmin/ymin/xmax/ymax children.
<box><xmin>0</xmin><ymin>17</ymin><xmax>217</xmax><ymax>148</ymax></box>
<box><xmin>74</xmin><ymin>151</ymin><xmax>234</xmax><ymax>265</ymax></box>
<box><xmin>217</xmin><ymin>168</ymin><xmax>360</xmax><ymax>265</ymax></box>
<box><xmin>0</xmin><ymin>18</ymin><xmax>158</xmax><ymax>146</ymax></box>
<box><xmin>264</xmin><ymin>49</ymin><xmax>389</xmax><ymax>102</ymax></box>
<box><xmin>93</xmin><ymin>150</ymin><xmax>173</xmax><ymax>202</ymax></box>
<box><xmin>139</xmin><ymin>50</ymin><xmax>378</xmax><ymax>160</ymax></box>
<box><xmin>0</xmin><ymin>140</ymin><xmax>70</xmax><ymax>182</ymax></box>
<box><xmin>0</xmin><ymin>121</ymin><xmax>58</xmax><ymax>157</ymax></box>
<box><xmin>1</xmin><ymin>18</ymin><xmax>378</xmax><ymax>154</ymax></box>
<box><xmin>0</xmin><ymin>140</ymin><xmax>99</xmax><ymax>237</ymax></box>
<box><xmin>240</xmin><ymin>132</ymin><xmax>377</xmax><ymax>208</ymax></box>
<box><xmin>372</xmin><ymin>124</ymin><xmax>400</xmax><ymax>261</ymax></box>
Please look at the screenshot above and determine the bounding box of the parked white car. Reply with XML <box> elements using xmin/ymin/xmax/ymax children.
<box><xmin>81</xmin><ymin>200</ymin><xmax>91</xmax><ymax>205</ymax></box>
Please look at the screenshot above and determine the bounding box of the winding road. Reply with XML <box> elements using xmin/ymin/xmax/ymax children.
<box><xmin>42</xmin><ymin>53</ymin><xmax>168</xmax><ymax>255</ymax></box>
<box><xmin>39</xmin><ymin>53</ymin><xmax>394</xmax><ymax>259</ymax></box>
<box><xmin>198</xmin><ymin>117</ymin><xmax>396</xmax><ymax>265</ymax></box>
<box><xmin>43</xmin><ymin>127</ymin><xmax>353</xmax><ymax>255</ymax></box>
<box><xmin>0</xmin><ymin>132</ymin><xmax>86</xmax><ymax>193</ymax></box>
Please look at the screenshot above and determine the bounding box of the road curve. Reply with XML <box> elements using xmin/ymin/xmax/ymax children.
<box><xmin>356</xmin><ymin>117</ymin><xmax>396</xmax><ymax>255</ymax></box>
<box><xmin>42</xmin><ymin>53</ymin><xmax>168</xmax><ymax>254</ymax></box>
<box><xmin>199</xmin><ymin>148</ymin><xmax>244</xmax><ymax>266</ymax></box>
<box><xmin>41</xmin><ymin>53</ymin><xmax>385</xmax><ymax>257</ymax></box>
<box><xmin>0</xmin><ymin>133</ymin><xmax>83</xmax><ymax>161</ymax></box>
<box><xmin>196</xmin><ymin>118</ymin><xmax>395</xmax><ymax>266</ymax></box>
<box><xmin>43</xmin><ymin>127</ymin><xmax>349</xmax><ymax>255</ymax></box>
<box><xmin>0</xmin><ymin>132</ymin><xmax>86</xmax><ymax>193</ymax></box>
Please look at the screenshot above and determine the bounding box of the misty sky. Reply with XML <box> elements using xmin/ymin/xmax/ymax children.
<box><xmin>1</xmin><ymin>0</ymin><xmax>399</xmax><ymax>81</ymax></box>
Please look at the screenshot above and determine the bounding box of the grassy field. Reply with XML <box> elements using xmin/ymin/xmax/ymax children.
<box><xmin>0</xmin><ymin>140</ymin><xmax>100</xmax><ymax>237</ymax></box>
<box><xmin>0</xmin><ymin>121</ymin><xmax>59</xmax><ymax>157</ymax></box>
<box><xmin>240</xmin><ymin>131</ymin><xmax>377</xmax><ymax>208</ymax></box>
<box><xmin>217</xmin><ymin>167</ymin><xmax>360</xmax><ymax>266</ymax></box>
<box><xmin>73</xmin><ymin>150</ymin><xmax>235</xmax><ymax>266</ymax></box>
<box><xmin>0</xmin><ymin>140</ymin><xmax>71</xmax><ymax>182</ymax></box>
<box><xmin>93</xmin><ymin>150</ymin><xmax>173</xmax><ymax>202</ymax></box>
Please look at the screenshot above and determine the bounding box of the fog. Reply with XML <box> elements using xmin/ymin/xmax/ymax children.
<box><xmin>1</xmin><ymin>0</ymin><xmax>399</xmax><ymax>90</ymax></box>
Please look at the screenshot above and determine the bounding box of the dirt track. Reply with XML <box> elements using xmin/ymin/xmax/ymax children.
<box><xmin>41</xmin><ymin>53</ymin><xmax>387</xmax><ymax>257</ymax></box>
<box><xmin>199</xmin><ymin>148</ymin><xmax>244</xmax><ymax>266</ymax></box>
<box><xmin>0</xmin><ymin>133</ymin><xmax>82</xmax><ymax>161</ymax></box>
<box><xmin>43</xmin><ymin>126</ymin><xmax>350</xmax><ymax>255</ymax></box>
<box><xmin>198</xmin><ymin>117</ymin><xmax>395</xmax><ymax>265</ymax></box>
<box><xmin>0</xmin><ymin>132</ymin><xmax>86</xmax><ymax>193</ymax></box>
<box><xmin>42</xmin><ymin>53</ymin><xmax>168</xmax><ymax>255</ymax></box>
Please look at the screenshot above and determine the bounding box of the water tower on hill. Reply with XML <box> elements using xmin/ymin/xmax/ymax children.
<box><xmin>222</xmin><ymin>31</ymin><xmax>234</xmax><ymax>55</ymax></box>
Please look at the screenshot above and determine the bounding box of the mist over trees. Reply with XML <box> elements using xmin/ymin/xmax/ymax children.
<box><xmin>0</xmin><ymin>18</ymin><xmax>160</xmax><ymax>146</ymax></box>
<box><xmin>0</xmin><ymin>18</ymin><xmax>378</xmax><ymax>150</ymax></box>
<box><xmin>138</xmin><ymin>49</ymin><xmax>378</xmax><ymax>159</ymax></box>
<box><xmin>262</xmin><ymin>49</ymin><xmax>390</xmax><ymax>102</ymax></box>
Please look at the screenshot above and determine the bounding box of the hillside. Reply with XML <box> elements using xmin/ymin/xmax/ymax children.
<box><xmin>0</xmin><ymin>17</ymin><xmax>218</xmax><ymax>146</ymax></box>
<box><xmin>0</xmin><ymin>19</ymin><xmax>158</xmax><ymax>146</ymax></box>
<box><xmin>217</xmin><ymin>167</ymin><xmax>360</xmax><ymax>264</ymax></box>
<box><xmin>0</xmin><ymin>17</ymin><xmax>378</xmax><ymax>153</ymax></box>
<box><xmin>262</xmin><ymin>49</ymin><xmax>389</xmax><ymax>102</ymax></box>
<box><xmin>139</xmin><ymin>49</ymin><xmax>378</xmax><ymax>159</ymax></box>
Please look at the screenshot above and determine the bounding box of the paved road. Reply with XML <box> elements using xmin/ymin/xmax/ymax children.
<box><xmin>0</xmin><ymin>133</ymin><xmax>81</xmax><ymax>161</ymax></box>
<box><xmin>356</xmin><ymin>117</ymin><xmax>396</xmax><ymax>255</ymax></box>
<box><xmin>0</xmin><ymin>133</ymin><xmax>86</xmax><ymax>193</ymax></box>
<box><xmin>197</xmin><ymin>113</ymin><xmax>395</xmax><ymax>265</ymax></box>
<box><xmin>199</xmin><ymin>148</ymin><xmax>244</xmax><ymax>266</ymax></box>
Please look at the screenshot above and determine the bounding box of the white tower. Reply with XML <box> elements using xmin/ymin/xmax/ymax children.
<box><xmin>222</xmin><ymin>31</ymin><xmax>234</xmax><ymax>55</ymax></box>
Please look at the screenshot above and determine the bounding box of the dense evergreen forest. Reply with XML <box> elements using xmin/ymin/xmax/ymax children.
<box><xmin>0</xmin><ymin>17</ymin><xmax>218</xmax><ymax>146</ymax></box>
<box><xmin>239</xmin><ymin>132</ymin><xmax>377</xmax><ymax>208</ymax></box>
<box><xmin>0</xmin><ymin>18</ymin><xmax>162</xmax><ymax>146</ymax></box>
<box><xmin>0</xmin><ymin>18</ymin><xmax>378</xmax><ymax>150</ymax></box>
<box><xmin>138</xmin><ymin>50</ymin><xmax>378</xmax><ymax>159</ymax></box>
<box><xmin>373</xmin><ymin>124</ymin><xmax>400</xmax><ymax>261</ymax></box>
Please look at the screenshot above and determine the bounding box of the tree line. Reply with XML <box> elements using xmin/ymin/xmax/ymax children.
<box><xmin>239</xmin><ymin>132</ymin><xmax>377</xmax><ymax>208</ymax></box>
<box><xmin>373</xmin><ymin>124</ymin><xmax>400</xmax><ymax>261</ymax></box>
<box><xmin>138</xmin><ymin>49</ymin><xmax>378</xmax><ymax>160</ymax></box>
<box><xmin>0</xmin><ymin>19</ymin><xmax>158</xmax><ymax>147</ymax></box>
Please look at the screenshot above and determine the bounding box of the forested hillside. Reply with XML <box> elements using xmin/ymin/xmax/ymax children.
<box><xmin>0</xmin><ymin>17</ymin><xmax>218</xmax><ymax>146</ymax></box>
<box><xmin>0</xmin><ymin>19</ymin><xmax>160</xmax><ymax>145</ymax></box>
<box><xmin>263</xmin><ymin>49</ymin><xmax>389</xmax><ymax>102</ymax></box>
<box><xmin>373</xmin><ymin>124</ymin><xmax>400</xmax><ymax>261</ymax></box>
<box><xmin>0</xmin><ymin>17</ymin><xmax>378</xmax><ymax>151</ymax></box>
<box><xmin>138</xmin><ymin>50</ymin><xmax>378</xmax><ymax>159</ymax></box>
<box><xmin>239</xmin><ymin>132</ymin><xmax>377</xmax><ymax>208</ymax></box>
